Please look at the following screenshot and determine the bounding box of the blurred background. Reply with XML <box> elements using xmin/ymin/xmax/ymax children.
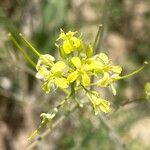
<box><xmin>0</xmin><ymin>0</ymin><xmax>150</xmax><ymax>150</ymax></box>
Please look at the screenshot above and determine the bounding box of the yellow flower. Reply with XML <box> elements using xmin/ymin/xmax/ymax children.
<box><xmin>36</xmin><ymin>66</ymin><xmax>50</xmax><ymax>79</ymax></box>
<box><xmin>97</xmin><ymin>72</ymin><xmax>118</xmax><ymax>95</ymax></box>
<box><xmin>67</xmin><ymin>57</ymin><xmax>90</xmax><ymax>87</ymax></box>
<box><xmin>87</xmin><ymin>52</ymin><xmax>111</xmax><ymax>74</ymax></box>
<box><xmin>36</xmin><ymin>57</ymin><xmax>68</xmax><ymax>93</ymax></box>
<box><xmin>36</xmin><ymin>54</ymin><xmax>55</xmax><ymax>70</ymax></box>
<box><xmin>51</xmin><ymin>61</ymin><xmax>66</xmax><ymax>73</ymax></box>
<box><xmin>57</xmin><ymin>30</ymin><xmax>76</xmax><ymax>41</ymax></box>
<box><xmin>13</xmin><ymin>29</ymin><xmax>146</xmax><ymax>117</ymax></box>
<box><xmin>42</xmin><ymin>74</ymin><xmax>69</xmax><ymax>94</ymax></box>
<box><xmin>98</xmin><ymin>72</ymin><xmax>110</xmax><ymax>87</ymax></box>
<box><xmin>98</xmin><ymin>53</ymin><xmax>109</xmax><ymax>64</ymax></box>
<box><xmin>87</xmin><ymin>91</ymin><xmax>110</xmax><ymax>114</ymax></box>
<box><xmin>56</xmin><ymin>30</ymin><xmax>83</xmax><ymax>55</ymax></box>
<box><xmin>36</xmin><ymin>54</ymin><xmax>55</xmax><ymax>79</ymax></box>
<box><xmin>63</xmin><ymin>40</ymin><xmax>74</xmax><ymax>54</ymax></box>
<box><xmin>86</xmin><ymin>52</ymin><xmax>122</xmax><ymax>96</ymax></box>
<box><xmin>111</xmin><ymin>65</ymin><xmax>122</xmax><ymax>74</ymax></box>
<box><xmin>95</xmin><ymin>53</ymin><xmax>122</xmax><ymax>74</ymax></box>
<box><xmin>88</xmin><ymin>59</ymin><xmax>104</xmax><ymax>73</ymax></box>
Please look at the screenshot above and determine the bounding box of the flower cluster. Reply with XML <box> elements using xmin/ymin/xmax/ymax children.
<box><xmin>8</xmin><ymin>28</ymin><xmax>147</xmax><ymax>141</ymax></box>
<box><xmin>35</xmin><ymin>29</ymin><xmax>124</xmax><ymax>114</ymax></box>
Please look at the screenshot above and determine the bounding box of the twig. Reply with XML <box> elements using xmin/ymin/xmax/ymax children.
<box><xmin>27</xmin><ymin>104</ymin><xmax>78</xmax><ymax>150</ymax></box>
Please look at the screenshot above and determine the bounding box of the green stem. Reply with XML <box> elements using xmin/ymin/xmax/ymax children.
<box><xmin>59</xmin><ymin>88</ymin><xmax>70</xmax><ymax>95</ymax></box>
<box><xmin>27</xmin><ymin>104</ymin><xmax>78</xmax><ymax>150</ymax></box>
<box><xmin>115</xmin><ymin>63</ymin><xmax>147</xmax><ymax>81</ymax></box>
<box><xmin>93</xmin><ymin>24</ymin><xmax>102</xmax><ymax>51</ymax></box>
<box><xmin>8</xmin><ymin>33</ymin><xmax>36</xmax><ymax>67</ymax></box>
<box><xmin>19</xmin><ymin>33</ymin><xmax>41</xmax><ymax>57</ymax></box>
<box><xmin>28</xmin><ymin>94</ymin><xmax>71</xmax><ymax>141</ymax></box>
<box><xmin>88</xmin><ymin>82</ymin><xmax>98</xmax><ymax>87</ymax></box>
<box><xmin>71</xmin><ymin>83</ymin><xmax>83</xmax><ymax>107</ymax></box>
<box><xmin>74</xmin><ymin>97</ymin><xmax>83</xmax><ymax>108</ymax></box>
<box><xmin>27</xmin><ymin>122</ymin><xmax>46</xmax><ymax>141</ymax></box>
<box><xmin>81</xmin><ymin>84</ymin><xmax>91</xmax><ymax>93</ymax></box>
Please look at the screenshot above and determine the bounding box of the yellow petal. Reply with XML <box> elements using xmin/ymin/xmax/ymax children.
<box><xmin>51</xmin><ymin>61</ymin><xmax>66</xmax><ymax>73</ymax></box>
<box><xmin>72</xmin><ymin>37</ymin><xmax>81</xmax><ymax>48</ymax></box>
<box><xmin>99</xmin><ymin>53</ymin><xmax>109</xmax><ymax>64</ymax></box>
<box><xmin>94</xmin><ymin>98</ymin><xmax>101</xmax><ymax>105</ymax></box>
<box><xmin>111</xmin><ymin>84</ymin><xmax>116</xmax><ymax>96</ymax></box>
<box><xmin>93</xmin><ymin>104</ymin><xmax>99</xmax><ymax>115</ymax></box>
<box><xmin>67</xmin><ymin>71</ymin><xmax>79</xmax><ymax>83</ymax></box>
<box><xmin>36</xmin><ymin>54</ymin><xmax>55</xmax><ymax>70</ymax></box>
<box><xmin>66</xmin><ymin>31</ymin><xmax>76</xmax><ymax>38</ymax></box>
<box><xmin>111</xmin><ymin>66</ymin><xmax>122</xmax><ymax>74</ymax></box>
<box><xmin>89</xmin><ymin>60</ymin><xmax>103</xmax><ymax>72</ymax></box>
<box><xmin>71</xmin><ymin>57</ymin><xmax>81</xmax><ymax>68</ymax></box>
<box><xmin>99</xmin><ymin>99</ymin><xmax>110</xmax><ymax>113</ymax></box>
<box><xmin>55</xmin><ymin>78</ymin><xmax>69</xmax><ymax>89</ymax></box>
<box><xmin>57</xmin><ymin>29</ymin><xmax>67</xmax><ymax>40</ymax></box>
<box><xmin>87</xmin><ymin>93</ymin><xmax>98</xmax><ymax>115</ymax></box>
<box><xmin>81</xmin><ymin>72</ymin><xmax>90</xmax><ymax>86</ymax></box>
<box><xmin>87</xmin><ymin>92</ymin><xmax>110</xmax><ymax>114</ymax></box>
<box><xmin>98</xmin><ymin>72</ymin><xmax>110</xmax><ymax>87</ymax></box>
<box><xmin>36</xmin><ymin>66</ymin><xmax>50</xmax><ymax>79</ymax></box>
<box><xmin>59</xmin><ymin>46</ymin><xmax>67</xmax><ymax>59</ymax></box>
<box><xmin>63</xmin><ymin>40</ymin><xmax>73</xmax><ymax>54</ymax></box>
<box><xmin>42</xmin><ymin>81</ymin><xmax>54</xmax><ymax>94</ymax></box>
<box><xmin>57</xmin><ymin>30</ymin><xmax>77</xmax><ymax>41</ymax></box>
